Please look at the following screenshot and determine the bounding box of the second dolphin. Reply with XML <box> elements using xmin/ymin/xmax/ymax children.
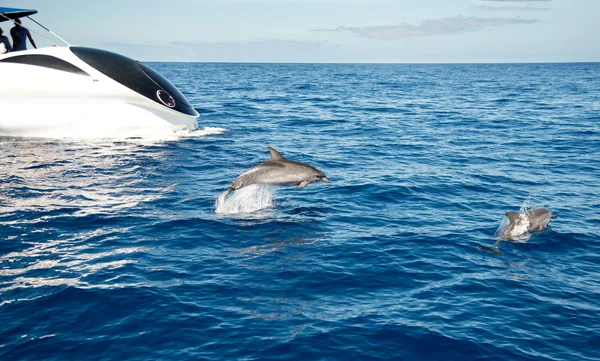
<box><xmin>501</xmin><ymin>208</ymin><xmax>557</xmax><ymax>240</ymax></box>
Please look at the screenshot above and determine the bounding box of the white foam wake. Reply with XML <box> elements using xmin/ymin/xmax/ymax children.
<box><xmin>215</xmin><ymin>185</ymin><xmax>275</xmax><ymax>214</ymax></box>
<box><xmin>0</xmin><ymin>102</ymin><xmax>227</xmax><ymax>141</ymax></box>
<box><xmin>175</xmin><ymin>127</ymin><xmax>227</xmax><ymax>139</ymax></box>
<box><xmin>0</xmin><ymin>125</ymin><xmax>226</xmax><ymax>142</ymax></box>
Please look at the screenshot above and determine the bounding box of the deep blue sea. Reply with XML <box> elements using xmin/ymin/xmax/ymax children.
<box><xmin>1</xmin><ymin>62</ymin><xmax>600</xmax><ymax>360</ymax></box>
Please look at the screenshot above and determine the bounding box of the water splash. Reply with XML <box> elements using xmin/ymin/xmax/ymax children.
<box><xmin>519</xmin><ymin>193</ymin><xmax>537</xmax><ymax>214</ymax></box>
<box><xmin>493</xmin><ymin>197</ymin><xmax>537</xmax><ymax>241</ymax></box>
<box><xmin>492</xmin><ymin>217</ymin><xmax>510</xmax><ymax>239</ymax></box>
<box><xmin>119</xmin><ymin>126</ymin><xmax>227</xmax><ymax>142</ymax></box>
<box><xmin>214</xmin><ymin>185</ymin><xmax>275</xmax><ymax>214</ymax></box>
<box><xmin>506</xmin><ymin>215</ymin><xmax>532</xmax><ymax>242</ymax></box>
<box><xmin>175</xmin><ymin>127</ymin><xmax>227</xmax><ymax>139</ymax></box>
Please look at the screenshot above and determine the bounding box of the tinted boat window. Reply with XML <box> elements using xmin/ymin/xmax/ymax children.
<box><xmin>137</xmin><ymin>62</ymin><xmax>191</xmax><ymax>106</ymax></box>
<box><xmin>0</xmin><ymin>54</ymin><xmax>89</xmax><ymax>76</ymax></box>
<box><xmin>70</xmin><ymin>46</ymin><xmax>196</xmax><ymax>116</ymax></box>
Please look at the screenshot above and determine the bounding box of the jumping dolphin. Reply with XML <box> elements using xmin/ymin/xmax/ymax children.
<box><xmin>224</xmin><ymin>147</ymin><xmax>331</xmax><ymax>197</ymax></box>
<box><xmin>501</xmin><ymin>208</ymin><xmax>557</xmax><ymax>240</ymax></box>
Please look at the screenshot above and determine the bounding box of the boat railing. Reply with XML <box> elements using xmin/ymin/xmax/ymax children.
<box><xmin>0</xmin><ymin>12</ymin><xmax>70</xmax><ymax>48</ymax></box>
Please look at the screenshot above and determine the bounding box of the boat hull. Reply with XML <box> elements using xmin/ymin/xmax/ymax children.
<box><xmin>0</xmin><ymin>46</ymin><xmax>199</xmax><ymax>138</ymax></box>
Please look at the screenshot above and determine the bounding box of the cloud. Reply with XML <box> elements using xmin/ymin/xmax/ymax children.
<box><xmin>473</xmin><ymin>5</ymin><xmax>550</xmax><ymax>11</ymax></box>
<box><xmin>313</xmin><ymin>16</ymin><xmax>538</xmax><ymax>40</ymax></box>
<box><xmin>475</xmin><ymin>0</ymin><xmax>551</xmax><ymax>13</ymax></box>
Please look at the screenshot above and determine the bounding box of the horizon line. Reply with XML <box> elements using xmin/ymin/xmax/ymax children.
<box><xmin>141</xmin><ymin>60</ymin><xmax>600</xmax><ymax>65</ymax></box>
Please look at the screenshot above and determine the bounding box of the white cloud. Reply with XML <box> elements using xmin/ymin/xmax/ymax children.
<box><xmin>473</xmin><ymin>5</ymin><xmax>550</xmax><ymax>11</ymax></box>
<box><xmin>313</xmin><ymin>16</ymin><xmax>538</xmax><ymax>40</ymax></box>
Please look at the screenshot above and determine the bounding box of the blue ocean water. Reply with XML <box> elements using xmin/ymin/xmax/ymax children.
<box><xmin>1</xmin><ymin>62</ymin><xmax>600</xmax><ymax>360</ymax></box>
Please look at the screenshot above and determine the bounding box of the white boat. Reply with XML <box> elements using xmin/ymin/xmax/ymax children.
<box><xmin>0</xmin><ymin>7</ymin><xmax>199</xmax><ymax>138</ymax></box>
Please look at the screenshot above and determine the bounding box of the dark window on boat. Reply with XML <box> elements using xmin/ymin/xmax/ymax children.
<box><xmin>0</xmin><ymin>55</ymin><xmax>89</xmax><ymax>76</ymax></box>
<box><xmin>70</xmin><ymin>46</ymin><xmax>197</xmax><ymax>116</ymax></box>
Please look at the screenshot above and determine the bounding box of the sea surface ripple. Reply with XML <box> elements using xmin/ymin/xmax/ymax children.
<box><xmin>1</xmin><ymin>62</ymin><xmax>600</xmax><ymax>360</ymax></box>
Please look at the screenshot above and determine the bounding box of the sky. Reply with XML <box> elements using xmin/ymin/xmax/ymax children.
<box><xmin>1</xmin><ymin>0</ymin><xmax>599</xmax><ymax>63</ymax></box>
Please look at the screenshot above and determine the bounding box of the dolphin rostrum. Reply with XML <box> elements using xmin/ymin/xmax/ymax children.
<box><xmin>501</xmin><ymin>208</ymin><xmax>557</xmax><ymax>240</ymax></box>
<box><xmin>224</xmin><ymin>147</ymin><xmax>331</xmax><ymax>196</ymax></box>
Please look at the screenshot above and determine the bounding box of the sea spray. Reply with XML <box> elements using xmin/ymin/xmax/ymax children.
<box><xmin>493</xmin><ymin>197</ymin><xmax>537</xmax><ymax>241</ymax></box>
<box><xmin>519</xmin><ymin>194</ymin><xmax>536</xmax><ymax>214</ymax></box>
<box><xmin>215</xmin><ymin>184</ymin><xmax>275</xmax><ymax>214</ymax></box>
<box><xmin>506</xmin><ymin>215</ymin><xmax>531</xmax><ymax>241</ymax></box>
<box><xmin>493</xmin><ymin>216</ymin><xmax>510</xmax><ymax>239</ymax></box>
<box><xmin>176</xmin><ymin>127</ymin><xmax>227</xmax><ymax>139</ymax></box>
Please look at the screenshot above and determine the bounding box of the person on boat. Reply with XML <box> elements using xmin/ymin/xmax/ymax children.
<box><xmin>10</xmin><ymin>18</ymin><xmax>36</xmax><ymax>51</ymax></box>
<box><xmin>0</xmin><ymin>27</ymin><xmax>12</xmax><ymax>53</ymax></box>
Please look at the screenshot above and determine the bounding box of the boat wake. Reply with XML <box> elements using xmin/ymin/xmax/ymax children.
<box><xmin>215</xmin><ymin>185</ymin><xmax>275</xmax><ymax>214</ymax></box>
<box><xmin>0</xmin><ymin>108</ymin><xmax>226</xmax><ymax>141</ymax></box>
<box><xmin>176</xmin><ymin>127</ymin><xmax>227</xmax><ymax>139</ymax></box>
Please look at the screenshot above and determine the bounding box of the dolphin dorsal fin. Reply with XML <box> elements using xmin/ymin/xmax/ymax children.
<box><xmin>267</xmin><ymin>147</ymin><xmax>285</xmax><ymax>161</ymax></box>
<box><xmin>505</xmin><ymin>211</ymin><xmax>520</xmax><ymax>223</ymax></box>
